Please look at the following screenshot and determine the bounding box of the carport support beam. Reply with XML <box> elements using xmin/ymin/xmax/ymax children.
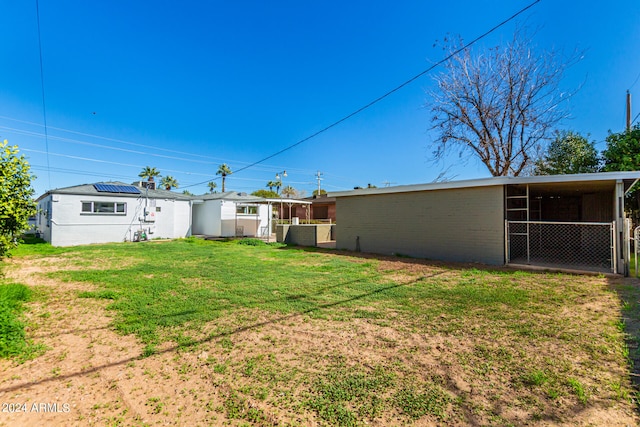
<box><xmin>615</xmin><ymin>180</ymin><xmax>626</xmax><ymax>275</ymax></box>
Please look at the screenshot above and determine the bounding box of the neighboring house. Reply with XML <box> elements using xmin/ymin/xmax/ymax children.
<box><xmin>35</xmin><ymin>182</ymin><xmax>192</xmax><ymax>246</ymax></box>
<box><xmin>191</xmin><ymin>192</ymin><xmax>271</xmax><ymax>238</ymax></box>
<box><xmin>290</xmin><ymin>194</ymin><xmax>336</xmax><ymax>222</ymax></box>
<box><xmin>329</xmin><ymin>171</ymin><xmax>640</xmax><ymax>275</ymax></box>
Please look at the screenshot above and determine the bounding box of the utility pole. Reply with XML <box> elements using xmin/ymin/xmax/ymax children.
<box><xmin>315</xmin><ymin>171</ymin><xmax>323</xmax><ymax>195</ymax></box>
<box><xmin>627</xmin><ymin>90</ymin><xmax>632</xmax><ymax>132</ymax></box>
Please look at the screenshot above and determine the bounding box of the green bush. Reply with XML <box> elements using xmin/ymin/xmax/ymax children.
<box><xmin>236</xmin><ymin>238</ymin><xmax>267</xmax><ymax>246</ymax></box>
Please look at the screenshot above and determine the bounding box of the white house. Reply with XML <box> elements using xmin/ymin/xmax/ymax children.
<box><xmin>34</xmin><ymin>182</ymin><xmax>274</xmax><ymax>246</ymax></box>
<box><xmin>35</xmin><ymin>182</ymin><xmax>193</xmax><ymax>246</ymax></box>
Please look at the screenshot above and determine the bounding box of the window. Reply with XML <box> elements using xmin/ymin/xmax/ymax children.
<box><xmin>236</xmin><ymin>205</ymin><xmax>258</xmax><ymax>215</ymax></box>
<box><xmin>81</xmin><ymin>201</ymin><xmax>127</xmax><ymax>215</ymax></box>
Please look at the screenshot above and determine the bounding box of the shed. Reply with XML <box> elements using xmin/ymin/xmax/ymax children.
<box><xmin>329</xmin><ymin>172</ymin><xmax>640</xmax><ymax>275</ymax></box>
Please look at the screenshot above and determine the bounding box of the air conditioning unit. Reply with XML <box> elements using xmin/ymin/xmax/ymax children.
<box><xmin>133</xmin><ymin>181</ymin><xmax>156</xmax><ymax>190</ymax></box>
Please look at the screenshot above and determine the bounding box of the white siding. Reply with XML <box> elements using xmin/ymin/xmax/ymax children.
<box><xmin>37</xmin><ymin>194</ymin><xmax>191</xmax><ymax>246</ymax></box>
<box><xmin>192</xmin><ymin>200</ymin><xmax>222</xmax><ymax>236</ymax></box>
<box><xmin>174</xmin><ymin>201</ymin><xmax>192</xmax><ymax>237</ymax></box>
<box><xmin>220</xmin><ymin>201</ymin><xmax>237</xmax><ymax>237</ymax></box>
<box><xmin>192</xmin><ymin>200</ymin><xmax>270</xmax><ymax>237</ymax></box>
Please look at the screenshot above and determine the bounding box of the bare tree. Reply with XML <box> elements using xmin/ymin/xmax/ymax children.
<box><xmin>429</xmin><ymin>28</ymin><xmax>579</xmax><ymax>176</ymax></box>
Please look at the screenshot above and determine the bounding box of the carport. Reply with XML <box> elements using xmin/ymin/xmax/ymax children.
<box><xmin>505</xmin><ymin>176</ymin><xmax>637</xmax><ymax>273</ymax></box>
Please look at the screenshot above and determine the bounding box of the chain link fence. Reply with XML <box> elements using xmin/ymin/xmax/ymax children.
<box><xmin>506</xmin><ymin>221</ymin><xmax>615</xmax><ymax>273</ymax></box>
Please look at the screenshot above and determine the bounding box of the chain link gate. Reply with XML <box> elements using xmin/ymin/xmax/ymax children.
<box><xmin>506</xmin><ymin>221</ymin><xmax>616</xmax><ymax>273</ymax></box>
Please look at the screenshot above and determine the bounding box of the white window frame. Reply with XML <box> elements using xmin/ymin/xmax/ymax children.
<box><xmin>236</xmin><ymin>205</ymin><xmax>258</xmax><ymax>215</ymax></box>
<box><xmin>81</xmin><ymin>201</ymin><xmax>127</xmax><ymax>215</ymax></box>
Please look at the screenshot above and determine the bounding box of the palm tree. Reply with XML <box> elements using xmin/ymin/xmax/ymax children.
<box><xmin>207</xmin><ymin>181</ymin><xmax>218</xmax><ymax>194</ymax></box>
<box><xmin>266</xmin><ymin>180</ymin><xmax>280</xmax><ymax>192</ymax></box>
<box><xmin>281</xmin><ymin>185</ymin><xmax>296</xmax><ymax>198</ymax></box>
<box><xmin>160</xmin><ymin>175</ymin><xmax>179</xmax><ymax>190</ymax></box>
<box><xmin>216</xmin><ymin>164</ymin><xmax>232</xmax><ymax>192</ymax></box>
<box><xmin>139</xmin><ymin>166</ymin><xmax>161</xmax><ymax>182</ymax></box>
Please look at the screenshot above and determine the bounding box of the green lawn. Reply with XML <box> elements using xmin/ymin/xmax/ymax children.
<box><xmin>1</xmin><ymin>237</ymin><xmax>637</xmax><ymax>426</ymax></box>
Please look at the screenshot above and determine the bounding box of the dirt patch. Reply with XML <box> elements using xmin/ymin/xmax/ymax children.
<box><xmin>0</xmin><ymin>255</ymin><xmax>638</xmax><ymax>426</ymax></box>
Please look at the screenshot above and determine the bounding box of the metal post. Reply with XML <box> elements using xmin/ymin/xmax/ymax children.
<box><xmin>267</xmin><ymin>202</ymin><xmax>271</xmax><ymax>243</ymax></box>
<box><xmin>612</xmin><ymin>221</ymin><xmax>618</xmax><ymax>274</ymax></box>
<box><xmin>625</xmin><ymin>218</ymin><xmax>631</xmax><ymax>277</ymax></box>
<box><xmin>504</xmin><ymin>219</ymin><xmax>509</xmax><ymax>264</ymax></box>
<box><xmin>526</xmin><ymin>184</ymin><xmax>530</xmax><ymax>264</ymax></box>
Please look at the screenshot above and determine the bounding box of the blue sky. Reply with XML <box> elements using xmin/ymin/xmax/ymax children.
<box><xmin>2</xmin><ymin>1</ymin><xmax>640</xmax><ymax>197</ymax></box>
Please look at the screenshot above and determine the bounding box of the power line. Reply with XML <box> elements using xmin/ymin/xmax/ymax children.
<box><xmin>35</xmin><ymin>0</ymin><xmax>51</xmax><ymax>188</ymax></box>
<box><xmin>0</xmin><ymin>116</ymin><xmax>320</xmax><ymax>175</ymax></box>
<box><xmin>0</xmin><ymin>125</ymin><xmax>221</xmax><ymax>165</ymax></box>
<box><xmin>0</xmin><ymin>115</ymin><xmax>220</xmax><ymax>161</ymax></box>
<box><xmin>22</xmin><ymin>148</ymin><xmax>214</xmax><ymax>177</ymax></box>
<box><xmin>630</xmin><ymin>70</ymin><xmax>640</xmax><ymax>90</ymax></box>
<box><xmin>184</xmin><ymin>0</ymin><xmax>541</xmax><ymax>188</ymax></box>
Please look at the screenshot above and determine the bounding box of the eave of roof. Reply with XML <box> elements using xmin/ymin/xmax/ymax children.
<box><xmin>327</xmin><ymin>171</ymin><xmax>640</xmax><ymax>198</ymax></box>
<box><xmin>264</xmin><ymin>198</ymin><xmax>313</xmax><ymax>205</ymax></box>
<box><xmin>36</xmin><ymin>181</ymin><xmax>193</xmax><ymax>202</ymax></box>
<box><xmin>200</xmin><ymin>192</ymin><xmax>269</xmax><ymax>203</ymax></box>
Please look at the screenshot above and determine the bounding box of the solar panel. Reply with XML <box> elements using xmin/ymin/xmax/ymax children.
<box><xmin>94</xmin><ymin>184</ymin><xmax>141</xmax><ymax>194</ymax></box>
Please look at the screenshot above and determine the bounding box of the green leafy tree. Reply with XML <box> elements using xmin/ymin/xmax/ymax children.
<box><xmin>312</xmin><ymin>189</ymin><xmax>327</xmax><ymax>196</ymax></box>
<box><xmin>534</xmin><ymin>131</ymin><xmax>600</xmax><ymax>175</ymax></box>
<box><xmin>602</xmin><ymin>125</ymin><xmax>640</xmax><ymax>222</ymax></box>
<box><xmin>216</xmin><ymin>164</ymin><xmax>232</xmax><ymax>192</ymax></box>
<box><xmin>602</xmin><ymin>125</ymin><xmax>640</xmax><ymax>172</ymax></box>
<box><xmin>139</xmin><ymin>166</ymin><xmax>161</xmax><ymax>183</ymax></box>
<box><xmin>207</xmin><ymin>181</ymin><xmax>217</xmax><ymax>193</ymax></box>
<box><xmin>0</xmin><ymin>140</ymin><xmax>36</xmax><ymax>258</ymax></box>
<box><xmin>160</xmin><ymin>175</ymin><xmax>179</xmax><ymax>190</ymax></box>
<box><xmin>251</xmin><ymin>189</ymin><xmax>279</xmax><ymax>198</ymax></box>
<box><xmin>182</xmin><ymin>190</ymin><xmax>193</xmax><ymax>196</ymax></box>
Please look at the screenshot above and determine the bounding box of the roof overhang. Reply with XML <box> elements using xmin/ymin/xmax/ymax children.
<box><xmin>264</xmin><ymin>198</ymin><xmax>313</xmax><ymax>205</ymax></box>
<box><xmin>328</xmin><ymin>172</ymin><xmax>640</xmax><ymax>198</ymax></box>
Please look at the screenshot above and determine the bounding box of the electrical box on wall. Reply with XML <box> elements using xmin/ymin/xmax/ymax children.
<box><xmin>143</xmin><ymin>208</ymin><xmax>156</xmax><ymax>222</ymax></box>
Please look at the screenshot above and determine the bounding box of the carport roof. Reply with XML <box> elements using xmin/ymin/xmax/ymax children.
<box><xmin>328</xmin><ymin>171</ymin><xmax>640</xmax><ymax>198</ymax></box>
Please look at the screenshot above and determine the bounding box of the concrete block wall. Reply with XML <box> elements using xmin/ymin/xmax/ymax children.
<box><xmin>276</xmin><ymin>224</ymin><xmax>335</xmax><ymax>247</ymax></box>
